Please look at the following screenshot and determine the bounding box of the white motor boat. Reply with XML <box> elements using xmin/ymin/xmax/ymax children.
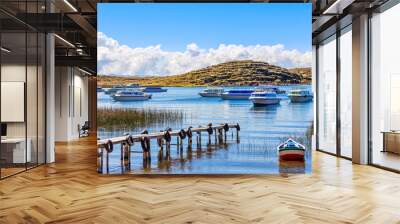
<box><xmin>249</xmin><ymin>91</ymin><xmax>281</xmax><ymax>106</ymax></box>
<box><xmin>255</xmin><ymin>85</ymin><xmax>286</xmax><ymax>94</ymax></box>
<box><xmin>103</xmin><ymin>85</ymin><xmax>126</xmax><ymax>95</ymax></box>
<box><xmin>199</xmin><ymin>87</ymin><xmax>224</xmax><ymax>97</ymax></box>
<box><xmin>221</xmin><ymin>89</ymin><xmax>254</xmax><ymax>100</ymax></box>
<box><xmin>111</xmin><ymin>90</ymin><xmax>152</xmax><ymax>101</ymax></box>
<box><xmin>126</xmin><ymin>83</ymin><xmax>141</xmax><ymax>88</ymax></box>
<box><xmin>288</xmin><ymin>89</ymin><xmax>313</xmax><ymax>103</ymax></box>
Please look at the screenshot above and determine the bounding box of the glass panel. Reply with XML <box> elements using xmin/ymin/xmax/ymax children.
<box><xmin>317</xmin><ymin>35</ymin><xmax>337</xmax><ymax>154</ymax></box>
<box><xmin>26</xmin><ymin>0</ymin><xmax>40</xmax><ymax>169</ymax></box>
<box><xmin>27</xmin><ymin>31</ymin><xmax>38</xmax><ymax>169</ymax></box>
<box><xmin>0</xmin><ymin>1</ymin><xmax>46</xmax><ymax>178</ymax></box>
<box><xmin>339</xmin><ymin>27</ymin><xmax>352</xmax><ymax>158</ymax></box>
<box><xmin>371</xmin><ymin>4</ymin><xmax>400</xmax><ymax>171</ymax></box>
<box><xmin>1</xmin><ymin>30</ymin><xmax>27</xmax><ymax>177</ymax></box>
<box><xmin>38</xmin><ymin>32</ymin><xmax>45</xmax><ymax>165</ymax></box>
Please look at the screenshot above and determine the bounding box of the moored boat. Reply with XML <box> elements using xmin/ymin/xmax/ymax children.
<box><xmin>221</xmin><ymin>89</ymin><xmax>254</xmax><ymax>100</ymax></box>
<box><xmin>277</xmin><ymin>138</ymin><xmax>305</xmax><ymax>161</ymax></box>
<box><xmin>126</xmin><ymin>83</ymin><xmax>141</xmax><ymax>88</ymax></box>
<box><xmin>288</xmin><ymin>89</ymin><xmax>313</xmax><ymax>103</ymax></box>
<box><xmin>140</xmin><ymin>86</ymin><xmax>168</xmax><ymax>92</ymax></box>
<box><xmin>249</xmin><ymin>91</ymin><xmax>281</xmax><ymax>106</ymax></box>
<box><xmin>199</xmin><ymin>87</ymin><xmax>224</xmax><ymax>97</ymax></box>
<box><xmin>111</xmin><ymin>90</ymin><xmax>152</xmax><ymax>101</ymax></box>
<box><xmin>255</xmin><ymin>85</ymin><xmax>285</xmax><ymax>94</ymax></box>
<box><xmin>103</xmin><ymin>85</ymin><xmax>126</xmax><ymax>95</ymax></box>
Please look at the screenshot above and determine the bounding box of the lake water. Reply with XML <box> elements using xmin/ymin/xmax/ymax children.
<box><xmin>97</xmin><ymin>85</ymin><xmax>314</xmax><ymax>174</ymax></box>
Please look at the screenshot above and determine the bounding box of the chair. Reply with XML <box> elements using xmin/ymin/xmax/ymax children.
<box><xmin>79</xmin><ymin>121</ymin><xmax>90</xmax><ymax>138</ymax></box>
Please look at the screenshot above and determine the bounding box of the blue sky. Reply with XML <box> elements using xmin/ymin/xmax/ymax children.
<box><xmin>98</xmin><ymin>3</ymin><xmax>311</xmax><ymax>52</ymax></box>
<box><xmin>97</xmin><ymin>3</ymin><xmax>312</xmax><ymax>76</ymax></box>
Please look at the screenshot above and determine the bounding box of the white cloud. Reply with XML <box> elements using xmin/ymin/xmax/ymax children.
<box><xmin>98</xmin><ymin>32</ymin><xmax>312</xmax><ymax>76</ymax></box>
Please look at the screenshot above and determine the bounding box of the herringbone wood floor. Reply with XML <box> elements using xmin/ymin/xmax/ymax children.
<box><xmin>1</xmin><ymin>136</ymin><xmax>400</xmax><ymax>224</ymax></box>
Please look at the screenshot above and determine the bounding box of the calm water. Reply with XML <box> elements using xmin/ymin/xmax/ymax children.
<box><xmin>97</xmin><ymin>85</ymin><xmax>313</xmax><ymax>174</ymax></box>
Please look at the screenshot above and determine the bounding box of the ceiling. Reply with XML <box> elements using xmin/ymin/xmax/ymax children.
<box><xmin>1</xmin><ymin>0</ymin><xmax>316</xmax><ymax>74</ymax></box>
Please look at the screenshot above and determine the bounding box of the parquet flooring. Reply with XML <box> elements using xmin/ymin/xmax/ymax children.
<box><xmin>1</xmin><ymin>136</ymin><xmax>400</xmax><ymax>223</ymax></box>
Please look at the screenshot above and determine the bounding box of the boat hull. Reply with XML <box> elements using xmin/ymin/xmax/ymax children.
<box><xmin>279</xmin><ymin>150</ymin><xmax>305</xmax><ymax>161</ymax></box>
<box><xmin>141</xmin><ymin>88</ymin><xmax>168</xmax><ymax>93</ymax></box>
<box><xmin>250</xmin><ymin>97</ymin><xmax>280</xmax><ymax>105</ymax></box>
<box><xmin>104</xmin><ymin>89</ymin><xmax>118</xmax><ymax>95</ymax></box>
<box><xmin>221</xmin><ymin>94</ymin><xmax>251</xmax><ymax>100</ymax></box>
<box><xmin>111</xmin><ymin>95</ymin><xmax>151</xmax><ymax>101</ymax></box>
<box><xmin>199</xmin><ymin>92</ymin><xmax>222</xmax><ymax>97</ymax></box>
<box><xmin>288</xmin><ymin>95</ymin><xmax>313</xmax><ymax>103</ymax></box>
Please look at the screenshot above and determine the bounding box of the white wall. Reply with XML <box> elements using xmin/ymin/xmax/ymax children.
<box><xmin>54</xmin><ymin>67</ymin><xmax>89</xmax><ymax>141</ymax></box>
<box><xmin>1</xmin><ymin>63</ymin><xmax>46</xmax><ymax>164</ymax></box>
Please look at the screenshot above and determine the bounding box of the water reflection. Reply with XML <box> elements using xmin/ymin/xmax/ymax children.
<box><xmin>279</xmin><ymin>161</ymin><xmax>306</xmax><ymax>173</ymax></box>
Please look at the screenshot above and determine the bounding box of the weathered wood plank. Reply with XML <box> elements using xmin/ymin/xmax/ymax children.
<box><xmin>97</xmin><ymin>123</ymin><xmax>239</xmax><ymax>147</ymax></box>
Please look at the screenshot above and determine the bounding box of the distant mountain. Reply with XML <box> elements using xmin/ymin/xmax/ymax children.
<box><xmin>288</xmin><ymin>67</ymin><xmax>312</xmax><ymax>82</ymax></box>
<box><xmin>98</xmin><ymin>60</ymin><xmax>311</xmax><ymax>87</ymax></box>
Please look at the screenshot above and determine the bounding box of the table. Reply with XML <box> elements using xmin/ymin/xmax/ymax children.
<box><xmin>1</xmin><ymin>138</ymin><xmax>31</xmax><ymax>164</ymax></box>
<box><xmin>381</xmin><ymin>131</ymin><xmax>400</xmax><ymax>154</ymax></box>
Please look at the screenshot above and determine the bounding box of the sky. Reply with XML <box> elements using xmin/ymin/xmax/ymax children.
<box><xmin>98</xmin><ymin>3</ymin><xmax>312</xmax><ymax>76</ymax></box>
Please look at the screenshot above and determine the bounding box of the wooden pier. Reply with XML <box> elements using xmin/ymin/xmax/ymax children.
<box><xmin>97</xmin><ymin>123</ymin><xmax>240</xmax><ymax>173</ymax></box>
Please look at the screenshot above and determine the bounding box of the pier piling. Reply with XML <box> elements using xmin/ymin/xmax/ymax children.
<box><xmin>97</xmin><ymin>123</ymin><xmax>240</xmax><ymax>173</ymax></box>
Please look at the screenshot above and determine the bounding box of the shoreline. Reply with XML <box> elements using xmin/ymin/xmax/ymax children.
<box><xmin>97</xmin><ymin>81</ymin><xmax>312</xmax><ymax>88</ymax></box>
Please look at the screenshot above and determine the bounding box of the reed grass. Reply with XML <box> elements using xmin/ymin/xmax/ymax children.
<box><xmin>98</xmin><ymin>107</ymin><xmax>185</xmax><ymax>130</ymax></box>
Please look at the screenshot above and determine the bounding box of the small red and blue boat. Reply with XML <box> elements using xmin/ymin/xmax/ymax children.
<box><xmin>277</xmin><ymin>138</ymin><xmax>305</xmax><ymax>161</ymax></box>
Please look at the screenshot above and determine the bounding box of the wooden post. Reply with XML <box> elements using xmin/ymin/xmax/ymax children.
<box><xmin>122</xmin><ymin>143</ymin><xmax>130</xmax><ymax>172</ymax></box>
<box><xmin>158</xmin><ymin>149</ymin><xmax>163</xmax><ymax>162</ymax></box>
<box><xmin>127</xmin><ymin>143</ymin><xmax>131</xmax><ymax>170</ymax></box>
<box><xmin>142</xmin><ymin>138</ymin><xmax>147</xmax><ymax>163</ymax></box>
<box><xmin>236</xmin><ymin>127</ymin><xmax>240</xmax><ymax>143</ymax></box>
<box><xmin>218</xmin><ymin>128</ymin><xmax>223</xmax><ymax>144</ymax></box>
<box><xmin>147</xmin><ymin>140</ymin><xmax>151</xmax><ymax>162</ymax></box>
<box><xmin>158</xmin><ymin>138</ymin><xmax>164</xmax><ymax>154</ymax></box>
<box><xmin>97</xmin><ymin>147</ymin><xmax>103</xmax><ymax>173</ymax></box>
<box><xmin>188</xmin><ymin>137</ymin><xmax>192</xmax><ymax>150</ymax></box>
<box><xmin>198</xmin><ymin>132</ymin><xmax>202</xmax><ymax>149</ymax></box>
<box><xmin>166</xmin><ymin>141</ymin><xmax>171</xmax><ymax>160</ymax></box>
<box><xmin>224</xmin><ymin>130</ymin><xmax>227</xmax><ymax>143</ymax></box>
<box><xmin>142</xmin><ymin>149</ymin><xmax>147</xmax><ymax>162</ymax></box>
<box><xmin>106</xmin><ymin>151</ymin><xmax>109</xmax><ymax>174</ymax></box>
<box><xmin>120</xmin><ymin>143</ymin><xmax>124</xmax><ymax>172</ymax></box>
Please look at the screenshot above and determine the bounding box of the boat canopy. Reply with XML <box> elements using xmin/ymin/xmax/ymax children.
<box><xmin>116</xmin><ymin>90</ymin><xmax>145</xmax><ymax>95</ymax></box>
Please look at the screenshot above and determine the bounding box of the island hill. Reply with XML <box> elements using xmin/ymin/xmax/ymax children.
<box><xmin>98</xmin><ymin>60</ymin><xmax>311</xmax><ymax>87</ymax></box>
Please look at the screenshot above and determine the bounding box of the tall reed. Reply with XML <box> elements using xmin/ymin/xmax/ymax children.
<box><xmin>98</xmin><ymin>107</ymin><xmax>185</xmax><ymax>130</ymax></box>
